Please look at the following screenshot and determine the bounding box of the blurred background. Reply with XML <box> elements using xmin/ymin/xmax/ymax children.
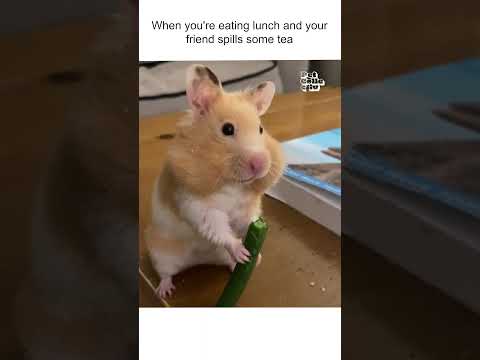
<box><xmin>139</xmin><ymin>60</ymin><xmax>340</xmax><ymax>117</ymax></box>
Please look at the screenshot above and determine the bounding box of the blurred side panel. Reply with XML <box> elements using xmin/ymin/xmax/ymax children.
<box><xmin>1</xmin><ymin>0</ymin><xmax>138</xmax><ymax>359</ymax></box>
<box><xmin>342</xmin><ymin>0</ymin><xmax>480</xmax><ymax>358</ymax></box>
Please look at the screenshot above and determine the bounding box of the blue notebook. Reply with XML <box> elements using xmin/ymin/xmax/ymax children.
<box><xmin>282</xmin><ymin>128</ymin><xmax>341</xmax><ymax>197</ymax></box>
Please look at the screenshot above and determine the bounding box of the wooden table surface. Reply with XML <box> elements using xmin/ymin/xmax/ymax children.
<box><xmin>139</xmin><ymin>89</ymin><xmax>341</xmax><ymax>307</ymax></box>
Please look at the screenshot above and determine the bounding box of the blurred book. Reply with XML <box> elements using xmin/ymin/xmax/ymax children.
<box><xmin>342</xmin><ymin>58</ymin><xmax>480</xmax><ymax>154</ymax></box>
<box><xmin>267</xmin><ymin>128</ymin><xmax>341</xmax><ymax>235</ymax></box>
<box><xmin>342</xmin><ymin>58</ymin><xmax>480</xmax><ymax>313</ymax></box>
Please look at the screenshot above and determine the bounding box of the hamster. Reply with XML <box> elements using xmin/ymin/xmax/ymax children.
<box><xmin>146</xmin><ymin>64</ymin><xmax>285</xmax><ymax>299</ymax></box>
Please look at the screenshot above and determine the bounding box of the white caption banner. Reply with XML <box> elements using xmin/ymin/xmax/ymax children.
<box><xmin>139</xmin><ymin>0</ymin><xmax>341</xmax><ymax>61</ymax></box>
<box><xmin>139</xmin><ymin>308</ymin><xmax>341</xmax><ymax>360</ymax></box>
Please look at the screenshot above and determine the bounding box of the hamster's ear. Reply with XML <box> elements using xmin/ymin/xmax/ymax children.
<box><xmin>186</xmin><ymin>65</ymin><xmax>222</xmax><ymax>115</ymax></box>
<box><xmin>247</xmin><ymin>81</ymin><xmax>276</xmax><ymax>116</ymax></box>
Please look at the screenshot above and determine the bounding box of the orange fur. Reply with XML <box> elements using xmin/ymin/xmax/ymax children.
<box><xmin>167</xmin><ymin>89</ymin><xmax>284</xmax><ymax>198</ymax></box>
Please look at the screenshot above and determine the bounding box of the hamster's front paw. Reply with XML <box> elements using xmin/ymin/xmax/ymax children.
<box><xmin>227</xmin><ymin>240</ymin><xmax>251</xmax><ymax>264</ymax></box>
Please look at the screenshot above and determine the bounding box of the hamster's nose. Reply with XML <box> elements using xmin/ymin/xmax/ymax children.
<box><xmin>248</xmin><ymin>153</ymin><xmax>268</xmax><ymax>176</ymax></box>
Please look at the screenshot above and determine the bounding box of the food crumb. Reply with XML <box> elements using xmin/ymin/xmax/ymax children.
<box><xmin>309</xmin><ymin>281</ymin><xmax>316</xmax><ymax>287</ymax></box>
<box><xmin>321</xmin><ymin>286</ymin><xmax>327</xmax><ymax>292</ymax></box>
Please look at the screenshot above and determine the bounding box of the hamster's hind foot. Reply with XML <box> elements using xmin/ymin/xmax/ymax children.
<box><xmin>156</xmin><ymin>276</ymin><xmax>176</xmax><ymax>298</ymax></box>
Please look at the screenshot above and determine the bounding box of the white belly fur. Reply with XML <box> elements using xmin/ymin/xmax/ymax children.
<box><xmin>147</xmin><ymin>178</ymin><xmax>260</xmax><ymax>277</ymax></box>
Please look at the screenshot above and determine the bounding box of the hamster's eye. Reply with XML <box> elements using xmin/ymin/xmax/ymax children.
<box><xmin>259</xmin><ymin>125</ymin><xmax>264</xmax><ymax>134</ymax></box>
<box><xmin>222</xmin><ymin>122</ymin><xmax>235</xmax><ymax>136</ymax></box>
